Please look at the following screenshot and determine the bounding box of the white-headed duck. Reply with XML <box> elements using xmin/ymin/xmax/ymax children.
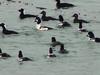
<box><xmin>35</xmin><ymin>16</ymin><xmax>54</xmax><ymax>30</ymax></box>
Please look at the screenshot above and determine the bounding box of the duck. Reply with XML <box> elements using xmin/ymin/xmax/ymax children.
<box><xmin>18</xmin><ymin>8</ymin><xmax>37</xmax><ymax>19</ymax></box>
<box><xmin>51</xmin><ymin>37</ymin><xmax>63</xmax><ymax>47</ymax></box>
<box><xmin>47</xmin><ymin>47</ymin><xmax>56</xmax><ymax>58</ymax></box>
<box><xmin>58</xmin><ymin>44</ymin><xmax>69</xmax><ymax>54</ymax></box>
<box><xmin>87</xmin><ymin>31</ymin><xmax>100</xmax><ymax>42</ymax></box>
<box><xmin>0</xmin><ymin>23</ymin><xmax>19</xmax><ymax>35</ymax></box>
<box><xmin>0</xmin><ymin>48</ymin><xmax>11</xmax><ymax>58</ymax></box>
<box><xmin>35</xmin><ymin>16</ymin><xmax>54</xmax><ymax>30</ymax></box>
<box><xmin>78</xmin><ymin>21</ymin><xmax>88</xmax><ymax>32</ymax></box>
<box><xmin>58</xmin><ymin>15</ymin><xmax>71</xmax><ymax>28</ymax></box>
<box><xmin>40</xmin><ymin>11</ymin><xmax>58</xmax><ymax>21</ymax></box>
<box><xmin>72</xmin><ymin>13</ymin><xmax>89</xmax><ymax>23</ymax></box>
<box><xmin>55</xmin><ymin>0</ymin><xmax>75</xmax><ymax>9</ymax></box>
<box><xmin>18</xmin><ymin>50</ymin><xmax>32</xmax><ymax>62</ymax></box>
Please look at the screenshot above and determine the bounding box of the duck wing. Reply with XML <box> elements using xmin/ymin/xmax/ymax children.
<box><xmin>2</xmin><ymin>53</ymin><xmax>11</xmax><ymax>57</ymax></box>
<box><xmin>22</xmin><ymin>57</ymin><xmax>32</xmax><ymax>61</ymax></box>
<box><xmin>41</xmin><ymin>26</ymin><xmax>53</xmax><ymax>30</ymax></box>
<box><xmin>57</xmin><ymin>3</ymin><xmax>75</xmax><ymax>9</ymax></box>
<box><xmin>80</xmin><ymin>19</ymin><xmax>90</xmax><ymax>23</ymax></box>
<box><xmin>95</xmin><ymin>38</ymin><xmax>100</xmax><ymax>42</ymax></box>
<box><xmin>4</xmin><ymin>30</ymin><xmax>18</xmax><ymax>34</ymax></box>
<box><xmin>51</xmin><ymin>41</ymin><xmax>63</xmax><ymax>47</ymax></box>
<box><xmin>47</xmin><ymin>16</ymin><xmax>58</xmax><ymax>20</ymax></box>
<box><xmin>63</xmin><ymin>22</ymin><xmax>71</xmax><ymax>27</ymax></box>
<box><xmin>25</xmin><ymin>14</ymin><xmax>37</xmax><ymax>17</ymax></box>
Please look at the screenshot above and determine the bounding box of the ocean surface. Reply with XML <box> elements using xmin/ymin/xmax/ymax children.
<box><xmin>0</xmin><ymin>0</ymin><xmax>100</xmax><ymax>75</ymax></box>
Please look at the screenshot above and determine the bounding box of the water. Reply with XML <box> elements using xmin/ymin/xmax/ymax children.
<box><xmin>0</xmin><ymin>0</ymin><xmax>100</xmax><ymax>75</ymax></box>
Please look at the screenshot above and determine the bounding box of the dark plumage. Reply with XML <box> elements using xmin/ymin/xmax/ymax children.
<box><xmin>55</xmin><ymin>0</ymin><xmax>75</xmax><ymax>9</ymax></box>
<box><xmin>0</xmin><ymin>23</ymin><xmax>19</xmax><ymax>35</ymax></box>
<box><xmin>87</xmin><ymin>31</ymin><xmax>100</xmax><ymax>42</ymax></box>
<box><xmin>40</xmin><ymin>11</ymin><xmax>58</xmax><ymax>21</ymax></box>
<box><xmin>58</xmin><ymin>44</ymin><xmax>69</xmax><ymax>54</ymax></box>
<box><xmin>0</xmin><ymin>48</ymin><xmax>11</xmax><ymax>58</ymax></box>
<box><xmin>72</xmin><ymin>13</ymin><xmax>89</xmax><ymax>23</ymax></box>
<box><xmin>78</xmin><ymin>21</ymin><xmax>89</xmax><ymax>32</ymax></box>
<box><xmin>35</xmin><ymin>16</ymin><xmax>54</xmax><ymax>30</ymax></box>
<box><xmin>58</xmin><ymin>15</ymin><xmax>71</xmax><ymax>28</ymax></box>
<box><xmin>47</xmin><ymin>48</ymin><xmax>56</xmax><ymax>58</ymax></box>
<box><xmin>18</xmin><ymin>50</ymin><xmax>32</xmax><ymax>61</ymax></box>
<box><xmin>51</xmin><ymin>37</ymin><xmax>63</xmax><ymax>47</ymax></box>
<box><xmin>18</xmin><ymin>8</ymin><xmax>37</xmax><ymax>19</ymax></box>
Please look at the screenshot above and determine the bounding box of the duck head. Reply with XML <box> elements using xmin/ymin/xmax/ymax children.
<box><xmin>87</xmin><ymin>31</ymin><xmax>95</xmax><ymax>39</ymax></box>
<box><xmin>0</xmin><ymin>23</ymin><xmax>5</xmax><ymax>26</ymax></box>
<box><xmin>59</xmin><ymin>15</ymin><xmax>64</xmax><ymax>22</ymax></box>
<box><xmin>18</xmin><ymin>8</ymin><xmax>24</xmax><ymax>12</ymax></box>
<box><xmin>18</xmin><ymin>50</ymin><xmax>23</xmax><ymax>58</ymax></box>
<box><xmin>40</xmin><ymin>11</ymin><xmax>46</xmax><ymax>15</ymax></box>
<box><xmin>72</xmin><ymin>13</ymin><xmax>78</xmax><ymax>18</ymax></box>
<box><xmin>52</xmin><ymin>37</ymin><xmax>56</xmax><ymax>42</ymax></box>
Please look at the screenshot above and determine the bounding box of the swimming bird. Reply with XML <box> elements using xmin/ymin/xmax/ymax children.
<box><xmin>58</xmin><ymin>44</ymin><xmax>69</xmax><ymax>54</ymax></box>
<box><xmin>51</xmin><ymin>37</ymin><xmax>63</xmax><ymax>47</ymax></box>
<box><xmin>58</xmin><ymin>15</ymin><xmax>71</xmax><ymax>28</ymax></box>
<box><xmin>78</xmin><ymin>21</ymin><xmax>88</xmax><ymax>32</ymax></box>
<box><xmin>40</xmin><ymin>11</ymin><xmax>58</xmax><ymax>21</ymax></box>
<box><xmin>87</xmin><ymin>31</ymin><xmax>100</xmax><ymax>42</ymax></box>
<box><xmin>18</xmin><ymin>8</ymin><xmax>37</xmax><ymax>19</ymax></box>
<box><xmin>47</xmin><ymin>47</ymin><xmax>56</xmax><ymax>58</ymax></box>
<box><xmin>55</xmin><ymin>0</ymin><xmax>75</xmax><ymax>9</ymax></box>
<box><xmin>72</xmin><ymin>13</ymin><xmax>89</xmax><ymax>23</ymax></box>
<box><xmin>0</xmin><ymin>23</ymin><xmax>19</xmax><ymax>35</ymax></box>
<box><xmin>18</xmin><ymin>50</ymin><xmax>32</xmax><ymax>61</ymax></box>
<box><xmin>0</xmin><ymin>48</ymin><xmax>11</xmax><ymax>58</ymax></box>
<box><xmin>35</xmin><ymin>16</ymin><xmax>54</xmax><ymax>30</ymax></box>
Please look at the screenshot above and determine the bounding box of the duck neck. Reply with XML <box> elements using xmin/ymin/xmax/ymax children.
<box><xmin>0</xmin><ymin>49</ymin><xmax>2</xmax><ymax>54</ymax></box>
<box><xmin>52</xmin><ymin>38</ymin><xmax>56</xmax><ymax>42</ymax></box>
<box><xmin>79</xmin><ymin>22</ymin><xmax>82</xmax><ymax>29</ymax></box>
<box><xmin>1</xmin><ymin>25</ymin><xmax>6</xmax><ymax>31</ymax></box>
<box><xmin>42</xmin><ymin>14</ymin><xmax>46</xmax><ymax>18</ymax></box>
<box><xmin>18</xmin><ymin>51</ymin><xmax>23</xmax><ymax>58</ymax></box>
<box><xmin>74</xmin><ymin>16</ymin><xmax>78</xmax><ymax>20</ymax></box>
<box><xmin>20</xmin><ymin>11</ymin><xmax>24</xmax><ymax>15</ymax></box>
<box><xmin>60</xmin><ymin>45</ymin><xmax>64</xmax><ymax>51</ymax></box>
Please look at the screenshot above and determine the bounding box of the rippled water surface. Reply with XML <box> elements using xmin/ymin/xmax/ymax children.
<box><xmin>0</xmin><ymin>0</ymin><xmax>100</xmax><ymax>75</ymax></box>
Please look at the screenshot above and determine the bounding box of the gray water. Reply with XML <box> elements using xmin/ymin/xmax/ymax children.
<box><xmin>0</xmin><ymin>0</ymin><xmax>100</xmax><ymax>75</ymax></box>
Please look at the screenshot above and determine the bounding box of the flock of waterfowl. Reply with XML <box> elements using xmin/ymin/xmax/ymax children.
<box><xmin>0</xmin><ymin>0</ymin><xmax>100</xmax><ymax>63</ymax></box>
